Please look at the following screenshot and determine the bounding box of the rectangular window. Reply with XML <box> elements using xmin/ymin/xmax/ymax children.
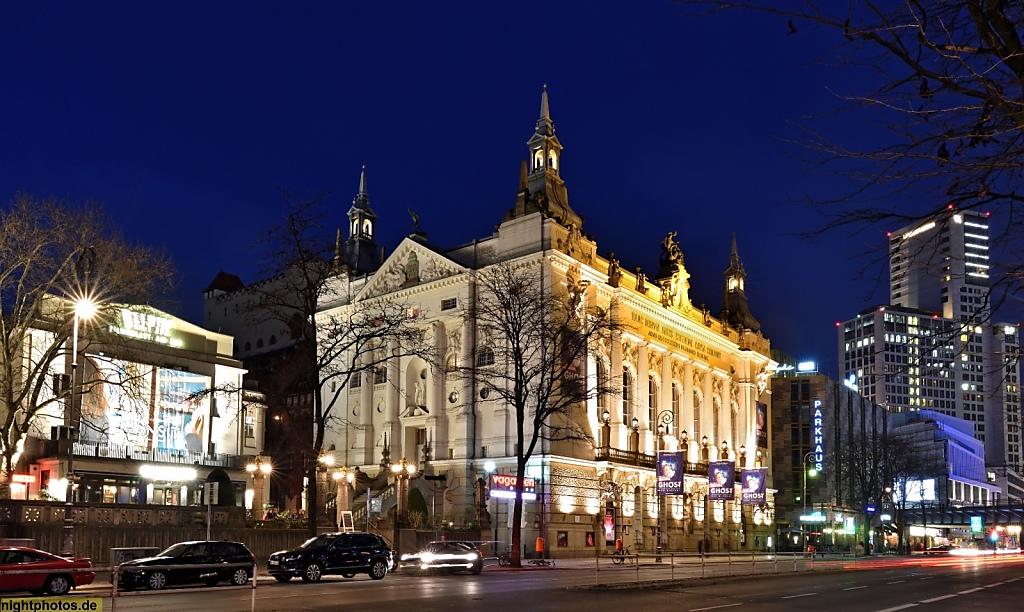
<box><xmin>352</xmin><ymin>371</ymin><xmax>362</xmax><ymax>388</ymax></box>
<box><xmin>441</xmin><ymin>298</ymin><xmax>457</xmax><ymax>311</ymax></box>
<box><xmin>244</xmin><ymin>416</ymin><xmax>255</xmax><ymax>439</ymax></box>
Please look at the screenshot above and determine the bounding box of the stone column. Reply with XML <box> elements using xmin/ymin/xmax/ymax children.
<box><xmin>427</xmin><ymin>322</ymin><xmax>447</xmax><ymax>460</ymax></box>
<box><xmin>661</xmin><ymin>353</ymin><xmax>672</xmax><ymax>441</ymax></box>
<box><xmin>385</xmin><ymin>337</ymin><xmax>402</xmax><ymax>460</ymax></box>
<box><xmin>720</xmin><ymin>371</ymin><xmax>732</xmax><ymax>451</ymax></box>
<box><xmin>682</xmin><ymin>361</ymin><xmax>694</xmax><ymax>457</ymax></box>
<box><xmin>637</xmin><ymin>343</ymin><xmax>649</xmax><ymax>452</ymax></box>
<box><xmin>360</xmin><ymin>352</ymin><xmax>375</xmax><ymax>465</ymax></box>
<box><xmin>702</xmin><ymin>366</ymin><xmax>714</xmax><ymax>452</ymax></box>
<box><xmin>610</xmin><ymin>325</ymin><xmax>623</xmax><ymax>448</ymax></box>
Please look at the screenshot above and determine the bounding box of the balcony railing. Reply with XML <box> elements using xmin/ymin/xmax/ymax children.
<box><xmin>72</xmin><ymin>441</ymin><xmax>245</xmax><ymax>469</ymax></box>
<box><xmin>594</xmin><ymin>447</ymin><xmax>709</xmax><ymax>476</ymax></box>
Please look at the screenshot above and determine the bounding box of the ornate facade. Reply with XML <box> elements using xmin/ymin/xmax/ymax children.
<box><xmin>319</xmin><ymin>89</ymin><xmax>777</xmax><ymax>555</ymax></box>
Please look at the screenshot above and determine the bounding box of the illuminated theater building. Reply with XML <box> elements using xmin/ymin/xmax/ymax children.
<box><xmin>315</xmin><ymin>90</ymin><xmax>778</xmax><ymax>555</ymax></box>
<box><xmin>18</xmin><ymin>298</ymin><xmax>263</xmax><ymax>508</ymax></box>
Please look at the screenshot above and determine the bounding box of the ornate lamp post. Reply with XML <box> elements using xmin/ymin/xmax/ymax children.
<box><xmin>801</xmin><ymin>451</ymin><xmax>817</xmax><ymax>551</ymax></box>
<box><xmin>701</xmin><ymin>436</ymin><xmax>710</xmax><ymax>551</ymax></box>
<box><xmin>391</xmin><ymin>458</ymin><xmax>417</xmax><ymax>556</ymax></box>
<box><xmin>601</xmin><ymin>410</ymin><xmax>611</xmax><ymax>450</ymax></box>
<box><xmin>246</xmin><ymin>456</ymin><xmax>273</xmax><ymax>518</ymax></box>
<box><xmin>317</xmin><ymin>452</ymin><xmax>335</xmax><ymax>527</ymax></box>
<box><xmin>61</xmin><ymin>297</ymin><xmax>96</xmax><ymax>557</ymax></box>
<box><xmin>680</xmin><ymin>430</ymin><xmax>689</xmax><ymax>463</ymax></box>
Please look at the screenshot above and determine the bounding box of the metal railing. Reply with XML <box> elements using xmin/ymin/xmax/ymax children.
<box><xmin>594</xmin><ymin>448</ymin><xmax>709</xmax><ymax>475</ymax></box>
<box><xmin>73</xmin><ymin>441</ymin><xmax>245</xmax><ymax>468</ymax></box>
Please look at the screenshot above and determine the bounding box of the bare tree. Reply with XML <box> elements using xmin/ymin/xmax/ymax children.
<box><xmin>467</xmin><ymin>260</ymin><xmax>619</xmax><ymax>567</ymax></box>
<box><xmin>676</xmin><ymin>1</ymin><xmax>1024</xmax><ymax>307</ymax></box>
<box><xmin>244</xmin><ymin>192</ymin><xmax>424</xmax><ymax>535</ymax></box>
<box><xmin>0</xmin><ymin>193</ymin><xmax>174</xmax><ymax>496</ymax></box>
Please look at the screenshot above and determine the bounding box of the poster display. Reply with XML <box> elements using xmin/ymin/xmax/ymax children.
<box><xmin>755</xmin><ymin>402</ymin><xmax>768</xmax><ymax>448</ymax></box>
<box><xmin>708</xmin><ymin>461</ymin><xmax>735</xmax><ymax>500</ymax></box>
<box><xmin>78</xmin><ymin>355</ymin><xmax>210</xmax><ymax>451</ymax></box>
<box><xmin>656</xmin><ymin>451</ymin><xmax>684</xmax><ymax>496</ymax></box>
<box><xmin>740</xmin><ymin>468</ymin><xmax>768</xmax><ymax>505</ymax></box>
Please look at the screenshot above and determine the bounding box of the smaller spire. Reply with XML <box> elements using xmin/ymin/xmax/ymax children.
<box><xmin>730</xmin><ymin>233</ymin><xmax>743</xmax><ymax>269</ymax></box>
<box><xmin>540</xmin><ymin>84</ymin><xmax>550</xmax><ymax>121</ymax></box>
<box><xmin>534</xmin><ymin>85</ymin><xmax>554</xmax><ymax>136</ymax></box>
<box><xmin>519</xmin><ymin>159</ymin><xmax>529</xmax><ymax>191</ymax></box>
<box><xmin>359</xmin><ymin>164</ymin><xmax>367</xmax><ymax>195</ymax></box>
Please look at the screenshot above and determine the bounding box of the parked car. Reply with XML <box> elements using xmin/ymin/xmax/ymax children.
<box><xmin>399</xmin><ymin>541</ymin><xmax>484</xmax><ymax>575</ymax></box>
<box><xmin>268</xmin><ymin>532</ymin><xmax>392</xmax><ymax>582</ymax></box>
<box><xmin>117</xmin><ymin>541</ymin><xmax>255</xmax><ymax>591</ymax></box>
<box><xmin>0</xmin><ymin>546</ymin><xmax>95</xmax><ymax>596</ymax></box>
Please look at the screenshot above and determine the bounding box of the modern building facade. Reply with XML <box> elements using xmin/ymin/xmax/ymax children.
<box><xmin>16</xmin><ymin>298</ymin><xmax>264</xmax><ymax>509</ymax></box>
<box><xmin>303</xmin><ymin>90</ymin><xmax>778</xmax><ymax>555</ymax></box>
<box><xmin>840</xmin><ymin>207</ymin><xmax>1023</xmax><ymax>500</ymax></box>
<box><xmin>769</xmin><ymin>365</ymin><xmax>888</xmax><ymax>552</ymax></box>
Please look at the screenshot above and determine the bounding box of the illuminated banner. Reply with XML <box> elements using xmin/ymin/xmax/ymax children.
<box><xmin>708</xmin><ymin>461</ymin><xmax>735</xmax><ymax>500</ymax></box>
<box><xmin>740</xmin><ymin>468</ymin><xmax>767</xmax><ymax>505</ymax></box>
<box><xmin>812</xmin><ymin>398</ymin><xmax>824</xmax><ymax>471</ymax></box>
<box><xmin>656</xmin><ymin>451</ymin><xmax>684</xmax><ymax>496</ymax></box>
<box><xmin>755</xmin><ymin>402</ymin><xmax>768</xmax><ymax>449</ymax></box>
<box><xmin>604</xmin><ymin>507</ymin><xmax>615</xmax><ymax>544</ymax></box>
<box><xmin>489</xmin><ymin>473</ymin><xmax>537</xmax><ymax>501</ymax></box>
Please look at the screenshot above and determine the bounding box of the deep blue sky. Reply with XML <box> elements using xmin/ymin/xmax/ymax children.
<box><xmin>2</xmin><ymin>2</ymin><xmax>910</xmax><ymax>377</ymax></box>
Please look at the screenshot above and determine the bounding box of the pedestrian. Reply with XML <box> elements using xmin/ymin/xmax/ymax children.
<box><xmin>697</xmin><ymin>539</ymin><xmax>704</xmax><ymax>556</ymax></box>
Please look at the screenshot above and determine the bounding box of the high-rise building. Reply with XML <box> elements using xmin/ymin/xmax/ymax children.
<box><xmin>839</xmin><ymin>207</ymin><xmax>1023</xmax><ymax>500</ymax></box>
<box><xmin>889</xmin><ymin>207</ymin><xmax>990</xmax><ymax>320</ymax></box>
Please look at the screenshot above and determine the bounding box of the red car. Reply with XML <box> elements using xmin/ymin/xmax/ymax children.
<box><xmin>0</xmin><ymin>547</ymin><xmax>95</xmax><ymax>595</ymax></box>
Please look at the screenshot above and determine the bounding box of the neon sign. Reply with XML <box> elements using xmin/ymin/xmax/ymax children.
<box><xmin>489</xmin><ymin>473</ymin><xmax>537</xmax><ymax>500</ymax></box>
<box><xmin>812</xmin><ymin>398</ymin><xmax>824</xmax><ymax>471</ymax></box>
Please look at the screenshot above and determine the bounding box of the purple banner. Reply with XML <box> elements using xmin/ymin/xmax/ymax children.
<box><xmin>755</xmin><ymin>402</ymin><xmax>768</xmax><ymax>448</ymax></box>
<box><xmin>656</xmin><ymin>451</ymin><xmax>684</xmax><ymax>496</ymax></box>
<box><xmin>708</xmin><ymin>461</ymin><xmax>735</xmax><ymax>500</ymax></box>
<box><xmin>740</xmin><ymin>468</ymin><xmax>768</xmax><ymax>505</ymax></box>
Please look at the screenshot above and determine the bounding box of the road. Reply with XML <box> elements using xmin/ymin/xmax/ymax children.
<box><xmin>30</xmin><ymin>554</ymin><xmax>1024</xmax><ymax>612</ymax></box>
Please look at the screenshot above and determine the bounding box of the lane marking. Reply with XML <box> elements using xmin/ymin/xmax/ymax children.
<box><xmin>887</xmin><ymin>580</ymin><xmax>905</xmax><ymax>584</ymax></box>
<box><xmin>689</xmin><ymin>604</ymin><xmax>741</xmax><ymax>611</ymax></box>
<box><xmin>920</xmin><ymin>595</ymin><xmax>957</xmax><ymax>603</ymax></box>
<box><xmin>844</xmin><ymin>586</ymin><xmax>868</xmax><ymax>591</ymax></box>
<box><xmin>984</xmin><ymin>582</ymin><xmax>1005</xmax><ymax>587</ymax></box>
<box><xmin>781</xmin><ymin>593</ymin><xmax>817</xmax><ymax>599</ymax></box>
<box><xmin>875</xmin><ymin>605</ymin><xmax>919</xmax><ymax>612</ymax></box>
<box><xmin>958</xmin><ymin>588</ymin><xmax>983</xmax><ymax>594</ymax></box>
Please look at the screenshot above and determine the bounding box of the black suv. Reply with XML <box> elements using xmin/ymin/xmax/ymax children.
<box><xmin>117</xmin><ymin>541</ymin><xmax>255</xmax><ymax>591</ymax></box>
<box><xmin>268</xmin><ymin>532</ymin><xmax>392</xmax><ymax>582</ymax></box>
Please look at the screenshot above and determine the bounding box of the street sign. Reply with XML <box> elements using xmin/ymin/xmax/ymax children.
<box><xmin>971</xmin><ymin>516</ymin><xmax>982</xmax><ymax>533</ymax></box>
<box><xmin>205</xmin><ymin>482</ymin><xmax>219</xmax><ymax>506</ymax></box>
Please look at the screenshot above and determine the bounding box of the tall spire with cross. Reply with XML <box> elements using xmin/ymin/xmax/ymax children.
<box><xmin>345</xmin><ymin>165</ymin><xmax>381</xmax><ymax>275</ymax></box>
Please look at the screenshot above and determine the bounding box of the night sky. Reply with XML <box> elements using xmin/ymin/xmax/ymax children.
<box><xmin>3</xmin><ymin>2</ymin><xmax>924</xmax><ymax>377</ymax></box>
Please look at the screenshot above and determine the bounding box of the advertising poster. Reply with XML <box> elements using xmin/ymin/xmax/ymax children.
<box><xmin>155</xmin><ymin>368</ymin><xmax>209</xmax><ymax>451</ymax></box>
<box><xmin>79</xmin><ymin>355</ymin><xmax>154</xmax><ymax>448</ymax></box>
<box><xmin>708</xmin><ymin>461</ymin><xmax>735</xmax><ymax>500</ymax></box>
<box><xmin>740</xmin><ymin>468</ymin><xmax>768</xmax><ymax>505</ymax></box>
<box><xmin>604</xmin><ymin>508</ymin><xmax>615</xmax><ymax>543</ymax></box>
<box><xmin>656</xmin><ymin>450</ymin><xmax>684</xmax><ymax>496</ymax></box>
<box><xmin>755</xmin><ymin>402</ymin><xmax>768</xmax><ymax>448</ymax></box>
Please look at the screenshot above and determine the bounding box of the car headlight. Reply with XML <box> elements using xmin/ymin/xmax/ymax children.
<box><xmin>419</xmin><ymin>552</ymin><xmax>435</xmax><ymax>564</ymax></box>
<box><xmin>460</xmin><ymin>553</ymin><xmax>478</xmax><ymax>560</ymax></box>
<box><xmin>400</xmin><ymin>553</ymin><xmax>413</xmax><ymax>561</ymax></box>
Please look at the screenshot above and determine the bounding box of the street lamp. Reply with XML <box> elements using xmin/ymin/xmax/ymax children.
<box><xmin>720</xmin><ymin>440</ymin><xmax>729</xmax><ymax>460</ymax></box>
<box><xmin>801</xmin><ymin>451</ymin><xmax>817</xmax><ymax>551</ymax></box>
<box><xmin>316</xmin><ymin>451</ymin><xmax>336</xmax><ymax>526</ymax></box>
<box><xmin>701</xmin><ymin>436</ymin><xmax>709</xmax><ymax>461</ymax></box>
<box><xmin>680</xmin><ymin>430</ymin><xmax>689</xmax><ymax>462</ymax></box>
<box><xmin>391</xmin><ymin>458</ymin><xmax>418</xmax><ymax>557</ymax></box>
<box><xmin>61</xmin><ymin>297</ymin><xmax>96</xmax><ymax>557</ymax></box>
<box><xmin>246</xmin><ymin>456</ymin><xmax>273</xmax><ymax>518</ymax></box>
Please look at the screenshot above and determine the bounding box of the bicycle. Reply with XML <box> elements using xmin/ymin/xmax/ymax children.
<box><xmin>611</xmin><ymin>547</ymin><xmax>632</xmax><ymax>565</ymax></box>
<box><xmin>497</xmin><ymin>550</ymin><xmax>512</xmax><ymax>566</ymax></box>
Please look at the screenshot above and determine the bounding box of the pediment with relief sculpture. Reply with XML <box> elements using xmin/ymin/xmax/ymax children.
<box><xmin>356</xmin><ymin>238</ymin><xmax>466</xmax><ymax>300</ymax></box>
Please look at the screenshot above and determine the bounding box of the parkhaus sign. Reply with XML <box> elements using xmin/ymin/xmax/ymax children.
<box><xmin>812</xmin><ymin>398</ymin><xmax>824</xmax><ymax>472</ymax></box>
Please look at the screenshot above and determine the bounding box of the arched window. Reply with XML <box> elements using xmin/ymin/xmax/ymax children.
<box><xmin>362</xmin><ymin>219</ymin><xmax>373</xmax><ymax>237</ymax></box>
<box><xmin>548</xmin><ymin>151</ymin><xmax>558</xmax><ymax>171</ymax></box>
<box><xmin>648</xmin><ymin>374</ymin><xmax>658</xmax><ymax>425</ymax></box>
<box><xmin>621</xmin><ymin>368</ymin><xmax>633</xmax><ymax>422</ymax></box>
<box><xmin>256</xmin><ymin>338</ymin><xmax>264</xmax><ymax>349</ymax></box>
<box><xmin>244</xmin><ymin>341</ymin><xmax>251</xmax><ymax>352</ymax></box>
<box><xmin>534</xmin><ymin>149</ymin><xmax>544</xmax><ymax>170</ymax></box>
<box><xmin>595</xmin><ymin>360</ymin><xmax>607</xmax><ymax>412</ymax></box>
<box><xmin>672</xmin><ymin>384</ymin><xmax>680</xmax><ymax>425</ymax></box>
<box><xmin>269</xmin><ymin>335</ymin><xmax>277</xmax><ymax>346</ymax></box>
<box><xmin>476</xmin><ymin>347</ymin><xmax>495</xmax><ymax>366</ymax></box>
<box><xmin>693</xmin><ymin>391</ymin><xmax>702</xmax><ymax>440</ymax></box>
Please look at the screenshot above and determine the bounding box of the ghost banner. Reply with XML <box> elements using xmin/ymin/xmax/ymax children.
<box><xmin>708</xmin><ymin>461</ymin><xmax>735</xmax><ymax>500</ymax></box>
<box><xmin>741</xmin><ymin>468</ymin><xmax>768</xmax><ymax>505</ymax></box>
<box><xmin>656</xmin><ymin>451</ymin><xmax>684</xmax><ymax>496</ymax></box>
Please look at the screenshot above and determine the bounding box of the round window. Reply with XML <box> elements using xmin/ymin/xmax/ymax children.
<box><xmin>448</xmin><ymin>391</ymin><xmax>459</xmax><ymax>404</ymax></box>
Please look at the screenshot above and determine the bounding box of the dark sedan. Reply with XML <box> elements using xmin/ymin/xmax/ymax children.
<box><xmin>399</xmin><ymin>541</ymin><xmax>484</xmax><ymax>575</ymax></box>
<box><xmin>117</xmin><ymin>541</ymin><xmax>254</xmax><ymax>590</ymax></box>
<box><xmin>268</xmin><ymin>532</ymin><xmax>392</xmax><ymax>582</ymax></box>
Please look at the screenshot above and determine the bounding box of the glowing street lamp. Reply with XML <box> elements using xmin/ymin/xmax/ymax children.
<box><xmin>246</xmin><ymin>456</ymin><xmax>273</xmax><ymax>517</ymax></box>
<box><xmin>62</xmin><ymin>297</ymin><xmax>96</xmax><ymax>557</ymax></box>
<box><xmin>333</xmin><ymin>467</ymin><xmax>356</xmax><ymax>531</ymax></box>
